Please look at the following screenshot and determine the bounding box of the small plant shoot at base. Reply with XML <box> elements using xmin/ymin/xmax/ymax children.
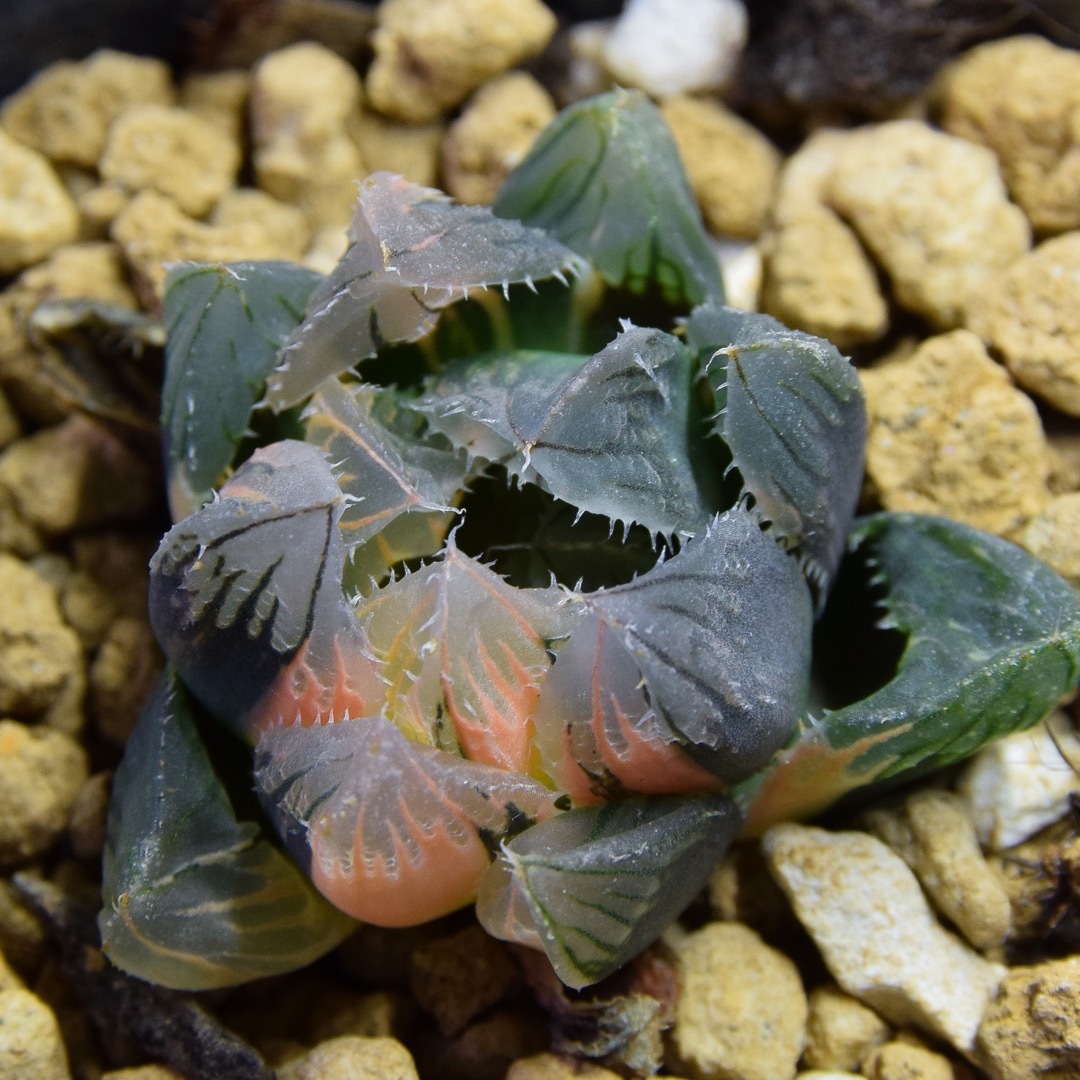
<box><xmin>101</xmin><ymin>90</ymin><xmax>1080</xmax><ymax>992</ymax></box>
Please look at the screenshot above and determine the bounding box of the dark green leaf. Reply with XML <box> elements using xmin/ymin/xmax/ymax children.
<box><xmin>494</xmin><ymin>89</ymin><xmax>724</xmax><ymax>307</ymax></box>
<box><xmin>99</xmin><ymin>669</ymin><xmax>356</xmax><ymax>991</ymax></box>
<box><xmin>741</xmin><ymin>512</ymin><xmax>1080</xmax><ymax>832</ymax></box>
<box><xmin>161</xmin><ymin>261</ymin><xmax>321</xmax><ymax>518</ymax></box>
<box><xmin>475</xmin><ymin>795</ymin><xmax>741</xmax><ymax>989</ymax></box>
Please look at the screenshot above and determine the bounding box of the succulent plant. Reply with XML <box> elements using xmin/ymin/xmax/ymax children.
<box><xmin>100</xmin><ymin>90</ymin><xmax>1080</xmax><ymax>994</ymax></box>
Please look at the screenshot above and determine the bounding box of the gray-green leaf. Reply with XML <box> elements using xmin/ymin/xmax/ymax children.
<box><xmin>161</xmin><ymin>261</ymin><xmax>322</xmax><ymax>518</ymax></box>
<box><xmin>99</xmin><ymin>669</ymin><xmax>356</xmax><ymax>991</ymax></box>
<box><xmin>475</xmin><ymin>795</ymin><xmax>741</xmax><ymax>989</ymax></box>
<box><xmin>416</xmin><ymin>326</ymin><xmax>714</xmax><ymax>537</ymax></box>
<box><xmin>494</xmin><ymin>89</ymin><xmax>724</xmax><ymax>307</ymax></box>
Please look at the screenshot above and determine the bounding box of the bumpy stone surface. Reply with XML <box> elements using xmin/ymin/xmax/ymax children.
<box><xmin>671</xmin><ymin>921</ymin><xmax>807</xmax><ymax>1080</ymax></box>
<box><xmin>111</xmin><ymin>190</ymin><xmax>297</xmax><ymax>304</ymax></box>
<box><xmin>442</xmin><ymin>72</ymin><xmax>555</xmax><ymax>206</ymax></box>
<box><xmin>966</xmin><ymin>232</ymin><xmax>1080</xmax><ymax>417</ymax></box>
<box><xmin>824</xmin><ymin>120</ymin><xmax>1030</xmax><ymax>328</ymax></box>
<box><xmin>277</xmin><ymin>1036</ymin><xmax>420</xmax><ymax>1080</ymax></box>
<box><xmin>505</xmin><ymin>1055</ymin><xmax>626</xmax><ymax>1079</ymax></box>
<box><xmin>354</xmin><ymin>113</ymin><xmax>443</xmax><ymax>188</ymax></box>
<box><xmin>0</xmin><ymin>720</ymin><xmax>88</xmax><ymax>866</ymax></box>
<box><xmin>802</xmin><ymin>985</ymin><xmax>891</xmax><ymax>1073</ymax></box>
<box><xmin>960</xmin><ymin>712</ymin><xmax>1080</xmax><ymax>851</ymax></box>
<box><xmin>937</xmin><ymin>35</ymin><xmax>1080</xmax><ymax>235</ymax></box>
<box><xmin>0</xmin><ymin>554</ymin><xmax>83</xmax><ymax>731</ymax></box>
<box><xmin>863</xmin><ymin>790</ymin><xmax>1012</xmax><ymax>953</ymax></box>
<box><xmin>366</xmin><ymin>0</ymin><xmax>556</xmax><ymax>123</ymax></box>
<box><xmin>0</xmin><ymin>50</ymin><xmax>173</xmax><ymax>168</ymax></box>
<box><xmin>861</xmin><ymin>1040</ymin><xmax>954</xmax><ymax>1080</ymax></box>
<box><xmin>661</xmin><ymin>95</ymin><xmax>780</xmax><ymax>240</ymax></box>
<box><xmin>861</xmin><ymin>330</ymin><xmax>1050</xmax><ymax>536</ymax></box>
<box><xmin>250</xmin><ymin>43</ymin><xmax>364</xmax><ymax>231</ymax></box>
<box><xmin>760</xmin><ymin>129</ymin><xmax>887</xmax><ymax>349</ymax></box>
<box><xmin>89</xmin><ymin>615</ymin><xmax>161</xmax><ymax>748</ymax></box>
<box><xmin>0</xmin><ymin>987</ymin><xmax>70</xmax><ymax>1079</ymax></box>
<box><xmin>1020</xmin><ymin>492</ymin><xmax>1080</xmax><ymax>590</ymax></box>
<box><xmin>601</xmin><ymin>0</ymin><xmax>748</xmax><ymax>97</ymax></box>
<box><xmin>210</xmin><ymin>189</ymin><xmax>310</xmax><ymax>262</ymax></box>
<box><xmin>762</xmin><ymin>824</ymin><xmax>1005</xmax><ymax>1052</ymax></box>
<box><xmin>179</xmin><ymin>69</ymin><xmax>251</xmax><ymax>142</ymax></box>
<box><xmin>977</xmin><ymin>956</ymin><xmax>1080</xmax><ymax>1080</ymax></box>
<box><xmin>0</xmin><ymin>132</ymin><xmax>79</xmax><ymax>274</ymax></box>
<box><xmin>409</xmin><ymin>925</ymin><xmax>521</xmax><ymax>1038</ymax></box>
<box><xmin>0</xmin><ymin>414</ymin><xmax>158</xmax><ymax>536</ymax></box>
<box><xmin>99</xmin><ymin>104</ymin><xmax>241</xmax><ymax>217</ymax></box>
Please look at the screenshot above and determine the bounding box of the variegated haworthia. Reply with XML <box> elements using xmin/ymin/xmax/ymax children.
<box><xmin>102</xmin><ymin>91</ymin><xmax>1080</xmax><ymax>994</ymax></box>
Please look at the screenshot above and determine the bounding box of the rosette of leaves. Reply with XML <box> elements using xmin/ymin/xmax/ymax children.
<box><xmin>101</xmin><ymin>90</ymin><xmax>1080</xmax><ymax>994</ymax></box>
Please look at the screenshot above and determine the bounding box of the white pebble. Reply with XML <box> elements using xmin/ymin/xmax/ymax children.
<box><xmin>762</xmin><ymin>823</ymin><xmax>1005</xmax><ymax>1053</ymax></box>
<box><xmin>602</xmin><ymin>0</ymin><xmax>748</xmax><ymax>97</ymax></box>
<box><xmin>959</xmin><ymin>711</ymin><xmax>1080</xmax><ymax>850</ymax></box>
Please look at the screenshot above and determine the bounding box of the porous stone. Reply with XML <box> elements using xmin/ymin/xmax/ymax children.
<box><xmin>179</xmin><ymin>69</ymin><xmax>250</xmax><ymax>142</ymax></box>
<box><xmin>210</xmin><ymin>189</ymin><xmax>311</xmax><ymax>262</ymax></box>
<box><xmin>959</xmin><ymin>711</ymin><xmax>1080</xmax><ymax>851</ymax></box>
<box><xmin>762</xmin><ymin>823</ymin><xmax>1005</xmax><ymax>1053</ymax></box>
<box><xmin>863</xmin><ymin>790</ymin><xmax>1012</xmax><ymax>953</ymax></box>
<box><xmin>15</xmin><ymin>241</ymin><xmax>137</xmax><ymax>310</ymax></box>
<box><xmin>0</xmin><ymin>132</ymin><xmax>80</xmax><ymax>274</ymax></box>
<box><xmin>111</xmin><ymin>190</ymin><xmax>296</xmax><ymax>304</ymax></box>
<box><xmin>759</xmin><ymin>129</ymin><xmax>888</xmax><ymax>349</ymax></box>
<box><xmin>59</xmin><ymin>568</ymin><xmax>117</xmax><ymax>650</ymax></box>
<box><xmin>505</xmin><ymin>1054</ymin><xmax>625</xmax><ymax>1079</ymax></box>
<box><xmin>442</xmin><ymin>72</ymin><xmax>556</xmax><ymax>206</ymax></box>
<box><xmin>0</xmin><ymin>389</ymin><xmax>20</xmax><ymax>450</ymax></box>
<box><xmin>366</xmin><ymin>0</ymin><xmax>557</xmax><ymax>123</ymax></box>
<box><xmin>409</xmin><ymin>924</ymin><xmax>521</xmax><ymax>1037</ymax></box>
<box><xmin>670</xmin><ymin>921</ymin><xmax>807</xmax><ymax>1080</ymax></box>
<box><xmin>75</xmin><ymin>182</ymin><xmax>131</xmax><ymax>238</ymax></box>
<box><xmin>0</xmin><ymin>952</ymin><xmax>22</xmax><ymax>993</ymax></box>
<box><xmin>0</xmin><ymin>882</ymin><xmax>45</xmax><ymax>980</ymax></box>
<box><xmin>824</xmin><ymin>120</ymin><xmax>1030</xmax><ymax>329</ymax></box>
<box><xmin>966</xmin><ymin>231</ymin><xmax>1080</xmax><ymax>417</ymax></box>
<box><xmin>0</xmin><ymin>50</ymin><xmax>174</xmax><ymax>168</ymax></box>
<box><xmin>89</xmin><ymin>615</ymin><xmax>162</xmax><ymax>748</ymax></box>
<box><xmin>1019</xmin><ymin>492</ymin><xmax>1080</xmax><ymax>590</ymax></box>
<box><xmin>0</xmin><ymin>413</ymin><xmax>158</xmax><ymax>536</ymax></box>
<box><xmin>250</xmin><ymin>43</ymin><xmax>365</xmax><ymax>231</ymax></box>
<box><xmin>602</xmin><ymin>0</ymin><xmax>747</xmax><ymax>97</ymax></box>
<box><xmin>861</xmin><ymin>1040</ymin><xmax>954</xmax><ymax>1080</ymax></box>
<box><xmin>0</xmin><ymin>987</ymin><xmax>70</xmax><ymax>1079</ymax></box>
<box><xmin>277</xmin><ymin>1035</ymin><xmax>420</xmax><ymax>1080</ymax></box>
<box><xmin>0</xmin><ymin>554</ymin><xmax>84</xmax><ymax>731</ymax></box>
<box><xmin>0</xmin><ymin>720</ymin><xmax>88</xmax><ymax>866</ymax></box>
<box><xmin>100</xmin><ymin>1068</ymin><xmax>187</xmax><ymax>1080</ymax></box>
<box><xmin>67</xmin><ymin>771</ymin><xmax>111</xmax><ymax>861</ymax></box>
<box><xmin>99</xmin><ymin>104</ymin><xmax>241</xmax><ymax>218</ymax></box>
<box><xmin>802</xmin><ymin>985</ymin><xmax>891</xmax><ymax>1073</ymax></box>
<box><xmin>354</xmin><ymin>112</ymin><xmax>444</xmax><ymax>188</ymax></box>
<box><xmin>660</xmin><ymin>95</ymin><xmax>780</xmax><ymax>240</ymax></box>
<box><xmin>860</xmin><ymin>329</ymin><xmax>1050</xmax><ymax>536</ymax></box>
<box><xmin>977</xmin><ymin>955</ymin><xmax>1080</xmax><ymax>1080</ymax></box>
<box><xmin>937</xmin><ymin>35</ymin><xmax>1080</xmax><ymax>235</ymax></box>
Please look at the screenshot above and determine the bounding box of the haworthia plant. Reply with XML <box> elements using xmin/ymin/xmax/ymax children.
<box><xmin>101</xmin><ymin>92</ymin><xmax>1080</xmax><ymax>994</ymax></box>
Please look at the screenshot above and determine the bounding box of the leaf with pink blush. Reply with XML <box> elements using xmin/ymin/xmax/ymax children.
<box><xmin>254</xmin><ymin>712</ymin><xmax>558</xmax><ymax>926</ymax></box>
<box><xmin>357</xmin><ymin>539</ymin><xmax>581</xmax><ymax>769</ymax></box>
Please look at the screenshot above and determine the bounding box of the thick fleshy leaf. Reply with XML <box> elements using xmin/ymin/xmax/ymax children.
<box><xmin>580</xmin><ymin>508</ymin><xmax>813</xmax><ymax>783</ymax></box>
<box><xmin>475</xmin><ymin>795</ymin><xmax>741</xmax><ymax>989</ymax></box>
<box><xmin>99</xmin><ymin>670</ymin><xmax>356</xmax><ymax>991</ymax></box>
<box><xmin>686</xmin><ymin>305</ymin><xmax>866</xmax><ymax>592</ymax></box>
<box><xmin>149</xmin><ymin>440</ymin><xmax>380</xmax><ymax>737</ymax></box>
<box><xmin>741</xmin><ymin>513</ymin><xmax>1080</xmax><ymax>832</ymax></box>
<box><xmin>254</xmin><ymin>712</ymin><xmax>559</xmax><ymax>926</ymax></box>
<box><xmin>356</xmin><ymin>538</ymin><xmax>581</xmax><ymax>768</ymax></box>
<box><xmin>303</xmin><ymin>378</ymin><xmax>465</xmax><ymax>568</ymax></box>
<box><xmin>417</xmin><ymin>327</ymin><xmax>715</xmax><ymax>537</ymax></box>
<box><xmin>493</xmin><ymin>89</ymin><xmax>724</xmax><ymax>307</ymax></box>
<box><xmin>266</xmin><ymin>173</ymin><xmax>584</xmax><ymax>409</ymax></box>
<box><xmin>161</xmin><ymin>262</ymin><xmax>322</xmax><ymax>518</ymax></box>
